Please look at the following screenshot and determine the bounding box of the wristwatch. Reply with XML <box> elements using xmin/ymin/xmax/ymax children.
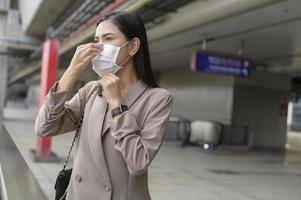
<box><xmin>111</xmin><ymin>105</ymin><xmax>128</xmax><ymax>118</ymax></box>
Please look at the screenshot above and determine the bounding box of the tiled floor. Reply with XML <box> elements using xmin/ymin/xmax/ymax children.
<box><xmin>3</xmin><ymin>102</ymin><xmax>301</xmax><ymax>200</ymax></box>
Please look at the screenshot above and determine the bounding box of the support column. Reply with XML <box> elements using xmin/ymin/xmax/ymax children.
<box><xmin>30</xmin><ymin>39</ymin><xmax>60</xmax><ymax>162</ymax></box>
<box><xmin>0</xmin><ymin>7</ymin><xmax>8</xmax><ymax>120</ymax></box>
<box><xmin>0</xmin><ymin>47</ymin><xmax>8</xmax><ymax>120</ymax></box>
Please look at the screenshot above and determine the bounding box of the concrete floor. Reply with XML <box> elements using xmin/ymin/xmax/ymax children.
<box><xmin>2</xmin><ymin>102</ymin><xmax>301</xmax><ymax>200</ymax></box>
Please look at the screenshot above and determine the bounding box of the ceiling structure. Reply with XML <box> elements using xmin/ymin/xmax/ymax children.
<box><xmin>148</xmin><ymin>0</ymin><xmax>301</xmax><ymax>74</ymax></box>
<box><xmin>9</xmin><ymin>0</ymin><xmax>196</xmax><ymax>86</ymax></box>
<box><xmin>9</xmin><ymin>0</ymin><xmax>301</xmax><ymax>89</ymax></box>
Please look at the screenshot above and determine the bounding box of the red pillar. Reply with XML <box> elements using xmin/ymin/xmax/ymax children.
<box><xmin>36</xmin><ymin>39</ymin><xmax>59</xmax><ymax>157</ymax></box>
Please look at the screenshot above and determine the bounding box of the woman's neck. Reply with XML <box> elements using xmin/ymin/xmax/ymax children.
<box><xmin>118</xmin><ymin>61</ymin><xmax>139</xmax><ymax>92</ymax></box>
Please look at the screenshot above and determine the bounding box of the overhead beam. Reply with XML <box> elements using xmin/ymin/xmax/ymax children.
<box><xmin>147</xmin><ymin>0</ymin><xmax>284</xmax><ymax>42</ymax></box>
<box><xmin>19</xmin><ymin>0</ymin><xmax>73</xmax><ymax>37</ymax></box>
<box><xmin>8</xmin><ymin>61</ymin><xmax>41</xmax><ymax>86</ymax></box>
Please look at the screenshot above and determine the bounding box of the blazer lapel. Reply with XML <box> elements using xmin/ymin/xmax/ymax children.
<box><xmin>87</xmin><ymin>95</ymin><xmax>110</xmax><ymax>181</ymax></box>
<box><xmin>101</xmin><ymin>79</ymin><xmax>148</xmax><ymax>135</ymax></box>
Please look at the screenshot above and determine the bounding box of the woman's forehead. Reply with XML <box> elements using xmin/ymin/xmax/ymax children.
<box><xmin>95</xmin><ymin>20</ymin><xmax>120</xmax><ymax>37</ymax></box>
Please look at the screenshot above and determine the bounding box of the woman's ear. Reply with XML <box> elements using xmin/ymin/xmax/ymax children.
<box><xmin>129</xmin><ymin>37</ymin><xmax>140</xmax><ymax>56</ymax></box>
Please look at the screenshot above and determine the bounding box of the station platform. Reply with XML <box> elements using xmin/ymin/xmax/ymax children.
<box><xmin>2</xmin><ymin>101</ymin><xmax>301</xmax><ymax>200</ymax></box>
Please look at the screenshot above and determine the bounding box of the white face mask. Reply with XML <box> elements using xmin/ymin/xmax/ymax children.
<box><xmin>92</xmin><ymin>41</ymin><xmax>131</xmax><ymax>77</ymax></box>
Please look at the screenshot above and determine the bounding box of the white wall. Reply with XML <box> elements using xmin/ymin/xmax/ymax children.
<box><xmin>6</xmin><ymin>9</ymin><xmax>38</xmax><ymax>43</ymax></box>
<box><xmin>159</xmin><ymin>68</ymin><xmax>234</xmax><ymax>124</ymax></box>
<box><xmin>18</xmin><ymin>0</ymin><xmax>42</xmax><ymax>32</ymax></box>
<box><xmin>159</xmin><ymin>68</ymin><xmax>290</xmax><ymax>150</ymax></box>
<box><xmin>0</xmin><ymin>0</ymin><xmax>9</xmax><ymax>12</ymax></box>
<box><xmin>232</xmin><ymin>71</ymin><xmax>290</xmax><ymax>150</ymax></box>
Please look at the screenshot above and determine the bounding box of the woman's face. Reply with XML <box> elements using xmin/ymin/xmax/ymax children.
<box><xmin>94</xmin><ymin>20</ymin><xmax>131</xmax><ymax>66</ymax></box>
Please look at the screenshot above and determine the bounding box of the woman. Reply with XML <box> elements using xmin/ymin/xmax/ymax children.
<box><xmin>35</xmin><ymin>11</ymin><xmax>173</xmax><ymax>200</ymax></box>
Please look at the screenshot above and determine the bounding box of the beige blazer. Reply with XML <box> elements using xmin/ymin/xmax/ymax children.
<box><xmin>35</xmin><ymin>79</ymin><xmax>173</xmax><ymax>200</ymax></box>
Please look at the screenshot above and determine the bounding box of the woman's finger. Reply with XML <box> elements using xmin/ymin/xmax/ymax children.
<box><xmin>106</xmin><ymin>73</ymin><xmax>119</xmax><ymax>82</ymax></box>
<box><xmin>102</xmin><ymin>75</ymin><xmax>114</xmax><ymax>83</ymax></box>
<box><xmin>82</xmin><ymin>54</ymin><xmax>97</xmax><ymax>64</ymax></box>
<box><xmin>78</xmin><ymin>43</ymin><xmax>102</xmax><ymax>51</ymax></box>
<box><xmin>106</xmin><ymin>73</ymin><xmax>118</xmax><ymax>79</ymax></box>
<box><xmin>79</xmin><ymin>47</ymin><xmax>101</xmax><ymax>58</ymax></box>
<box><xmin>76</xmin><ymin>43</ymin><xmax>102</xmax><ymax>58</ymax></box>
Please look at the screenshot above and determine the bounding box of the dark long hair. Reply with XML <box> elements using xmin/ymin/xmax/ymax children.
<box><xmin>97</xmin><ymin>11</ymin><xmax>158</xmax><ymax>88</ymax></box>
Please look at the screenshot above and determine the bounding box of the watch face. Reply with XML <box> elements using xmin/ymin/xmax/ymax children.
<box><xmin>118</xmin><ymin>106</ymin><xmax>123</xmax><ymax>112</ymax></box>
<box><xmin>111</xmin><ymin>105</ymin><xmax>128</xmax><ymax>118</ymax></box>
<box><xmin>121</xmin><ymin>105</ymin><xmax>128</xmax><ymax>111</ymax></box>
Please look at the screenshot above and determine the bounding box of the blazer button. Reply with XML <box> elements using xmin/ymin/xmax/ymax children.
<box><xmin>104</xmin><ymin>183</ymin><xmax>111</xmax><ymax>192</ymax></box>
<box><xmin>75</xmin><ymin>174</ymin><xmax>82</xmax><ymax>183</ymax></box>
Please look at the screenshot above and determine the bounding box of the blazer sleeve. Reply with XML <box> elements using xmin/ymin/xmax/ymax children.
<box><xmin>34</xmin><ymin>81</ymin><xmax>96</xmax><ymax>137</ymax></box>
<box><xmin>108</xmin><ymin>92</ymin><xmax>173</xmax><ymax>176</ymax></box>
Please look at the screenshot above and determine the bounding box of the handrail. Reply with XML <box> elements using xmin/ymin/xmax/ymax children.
<box><xmin>0</xmin><ymin>124</ymin><xmax>48</xmax><ymax>200</ymax></box>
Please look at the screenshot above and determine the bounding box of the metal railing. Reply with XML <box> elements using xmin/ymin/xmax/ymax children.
<box><xmin>0</xmin><ymin>124</ymin><xmax>48</xmax><ymax>200</ymax></box>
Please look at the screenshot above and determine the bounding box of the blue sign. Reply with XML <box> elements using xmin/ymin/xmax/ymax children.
<box><xmin>191</xmin><ymin>51</ymin><xmax>251</xmax><ymax>77</ymax></box>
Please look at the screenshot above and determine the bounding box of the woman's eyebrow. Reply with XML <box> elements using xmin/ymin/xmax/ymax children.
<box><xmin>102</xmin><ymin>33</ymin><xmax>114</xmax><ymax>37</ymax></box>
<box><xmin>94</xmin><ymin>33</ymin><xmax>115</xmax><ymax>41</ymax></box>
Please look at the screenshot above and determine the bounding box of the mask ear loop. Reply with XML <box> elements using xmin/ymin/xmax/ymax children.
<box><xmin>119</xmin><ymin>55</ymin><xmax>132</xmax><ymax>66</ymax></box>
<box><xmin>119</xmin><ymin>39</ymin><xmax>133</xmax><ymax>66</ymax></box>
<box><xmin>120</xmin><ymin>39</ymin><xmax>131</xmax><ymax>48</ymax></box>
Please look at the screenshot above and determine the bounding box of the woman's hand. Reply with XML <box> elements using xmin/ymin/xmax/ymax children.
<box><xmin>57</xmin><ymin>43</ymin><xmax>102</xmax><ymax>92</ymax></box>
<box><xmin>98</xmin><ymin>73</ymin><xmax>122</xmax><ymax>110</ymax></box>
<box><xmin>69</xmin><ymin>43</ymin><xmax>102</xmax><ymax>74</ymax></box>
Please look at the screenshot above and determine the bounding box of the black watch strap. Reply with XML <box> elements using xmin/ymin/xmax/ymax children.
<box><xmin>111</xmin><ymin>105</ymin><xmax>128</xmax><ymax>118</ymax></box>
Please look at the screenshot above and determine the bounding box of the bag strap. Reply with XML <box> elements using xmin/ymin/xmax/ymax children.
<box><xmin>62</xmin><ymin>85</ymin><xmax>98</xmax><ymax>171</ymax></box>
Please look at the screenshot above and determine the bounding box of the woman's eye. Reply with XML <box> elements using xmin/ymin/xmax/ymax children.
<box><xmin>104</xmin><ymin>37</ymin><xmax>113</xmax><ymax>41</ymax></box>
